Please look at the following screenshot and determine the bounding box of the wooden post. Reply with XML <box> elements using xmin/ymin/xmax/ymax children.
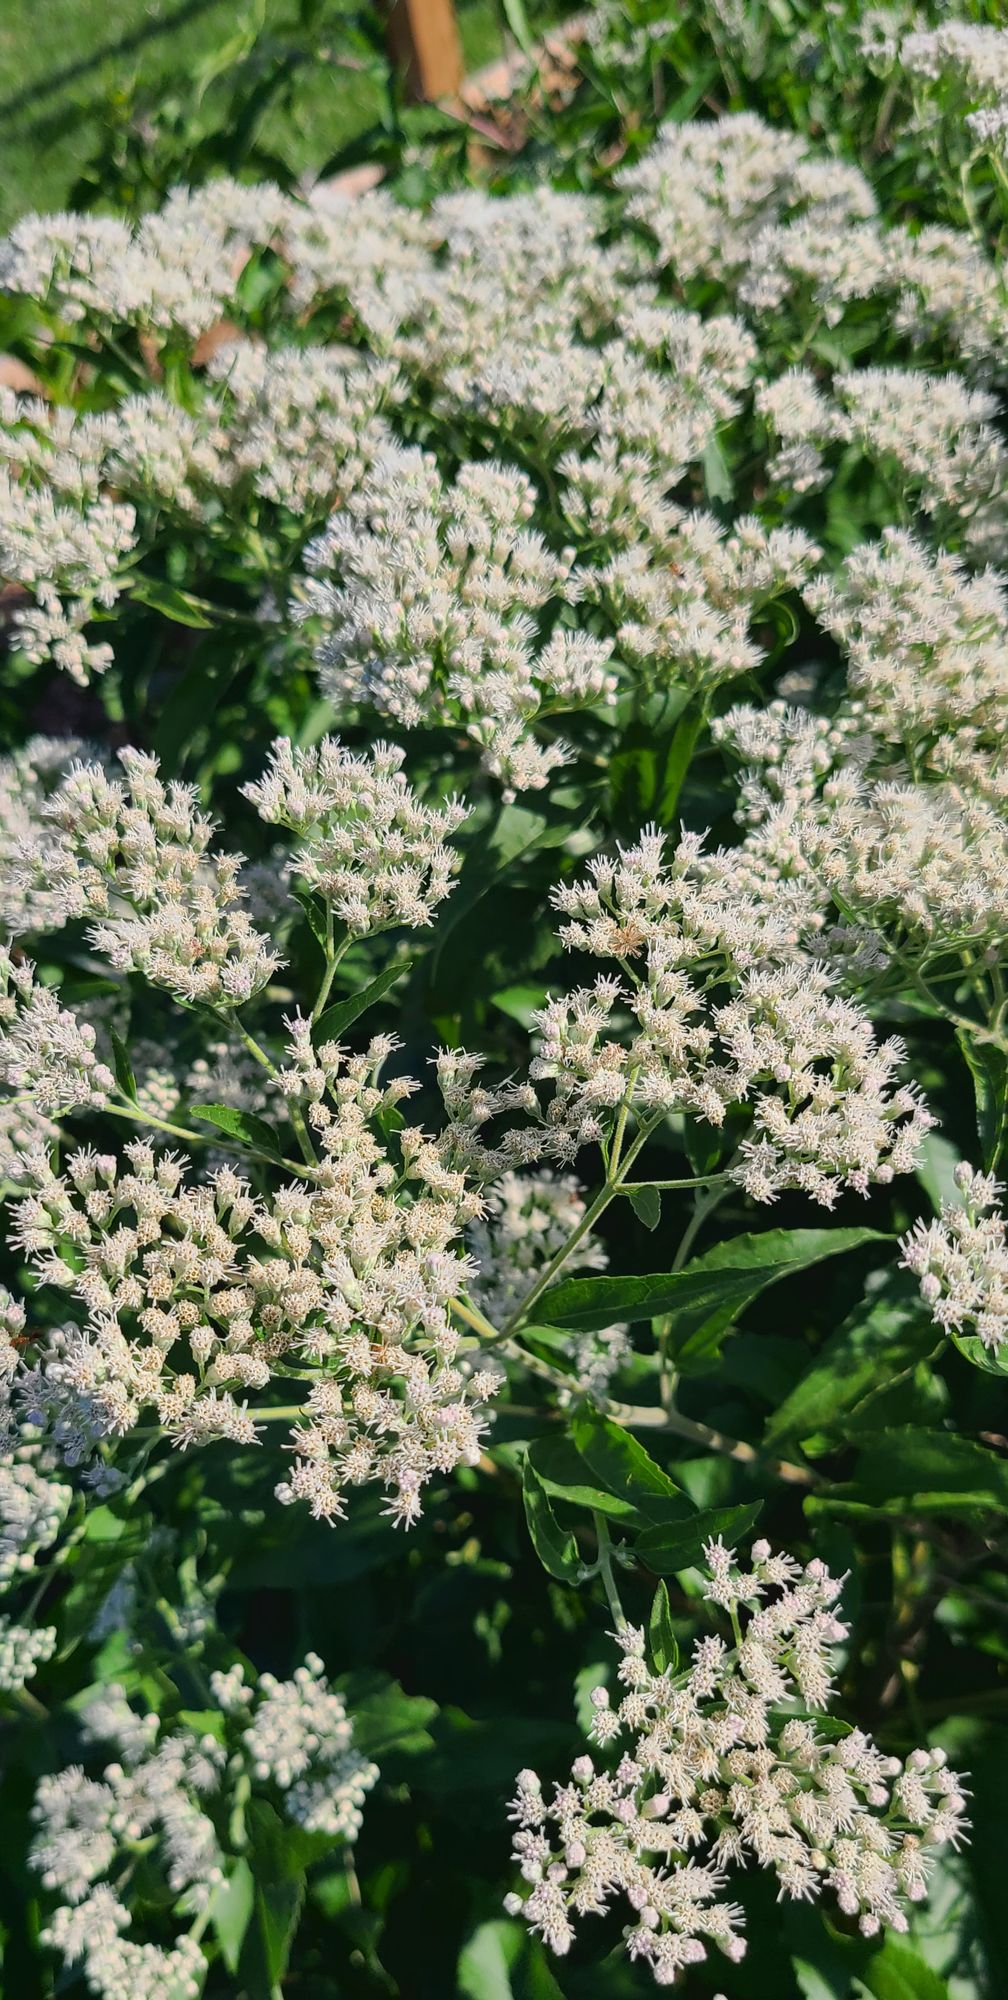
<box><xmin>384</xmin><ymin>0</ymin><xmax>464</xmax><ymax>100</ymax></box>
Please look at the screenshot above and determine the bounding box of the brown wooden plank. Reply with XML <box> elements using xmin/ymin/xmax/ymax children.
<box><xmin>384</xmin><ymin>0</ymin><xmax>464</xmax><ymax>100</ymax></box>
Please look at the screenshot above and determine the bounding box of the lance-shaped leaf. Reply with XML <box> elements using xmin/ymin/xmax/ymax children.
<box><xmin>313</xmin><ymin>959</ymin><xmax>413</xmax><ymax>1044</ymax></box>
<box><xmin>522</xmin><ymin>1459</ymin><xmax>580</xmax><ymax>1582</ymax></box>
<box><xmin>534</xmin><ymin>1228</ymin><xmax>886</xmax><ymax>1375</ymax></box>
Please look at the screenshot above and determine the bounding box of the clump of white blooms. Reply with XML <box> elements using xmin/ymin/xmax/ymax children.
<box><xmin>0</xmin><ymin>948</ymin><xmax>114</xmax><ymax>1116</ymax></box>
<box><xmin>0</xmin><ymin>1612</ymin><xmax>58</xmax><ymax>1691</ymax></box>
<box><xmin>17</xmin><ymin>749</ymin><xmax>282</xmax><ymax>1007</ymax></box>
<box><xmin>0</xmin><ymin>390</ymin><xmax>136</xmax><ymax>683</ymax></box>
<box><xmin>580</xmin><ymin>511</ymin><xmax>820</xmax><ymax>697</ymax></box>
<box><xmin>0</xmin><ymin>1443</ymin><xmax>70</xmax><ymax>1688</ymax></box>
<box><xmin>203</xmin><ymin>341</ymin><xmax>402</xmax><ymax>514</ymax></box>
<box><xmin>0</xmin><ymin>735</ymin><xmax>88</xmax><ymax>935</ymax></box>
<box><xmin>10</xmin><ymin>1018</ymin><xmax>501</xmax><ymax>1523</ymax></box>
<box><xmin>542</xmin><ymin>830</ymin><xmax>932</xmax><ymax>1206</ymax></box>
<box><xmin>901</xmin><ymin>1162</ymin><xmax>1008</xmax><ymax>1353</ymax></box>
<box><xmin>31</xmin><ymin>1655</ymin><xmax>376</xmax><ymax>2000</ymax></box>
<box><xmin>243</xmin><ymin>735</ymin><xmax>467</xmax><ymax>933</ymax></box>
<box><xmin>506</xmin><ymin>1538</ymin><xmax>969</xmax><ymax>1983</ymax></box>
<box><xmin>299</xmin><ymin>446</ymin><xmax>610</xmax><ymax>796</ymax></box>
<box><xmin>236</xmin><ymin>1652</ymin><xmax>378</xmax><ymax>1836</ymax></box>
<box><xmin>0</xmin><ymin>1453</ymin><xmax>72</xmax><ymax>1585</ymax></box>
<box><xmin>804</xmin><ymin>531</ymin><xmax>1008</xmax><ymax>807</ymax></box>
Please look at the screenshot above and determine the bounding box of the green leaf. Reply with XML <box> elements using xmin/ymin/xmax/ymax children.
<box><xmin>956</xmin><ymin>1029</ymin><xmax>1008</xmax><ymax>1172</ymax></box>
<box><xmin>830</xmin><ymin>1428</ymin><xmax>1008</xmax><ymax>1515</ymax></box>
<box><xmin>855</xmin><ymin>1939</ymin><xmax>951</xmax><ymax>2000</ymax></box>
<box><xmin>457</xmin><ymin>1920</ymin><xmax>566</xmax><ymax>2000</ymax></box>
<box><xmin>190</xmin><ymin>1102</ymin><xmax>284</xmax><ymax>1158</ymax></box>
<box><xmin>915</xmin><ymin>1131</ymin><xmax>963</xmax><ymax>1216</ymax></box>
<box><xmin>626</xmin><ymin>1184</ymin><xmax>661</xmax><ymax>1231</ymax></box>
<box><xmin>155</xmin><ymin>645</ymin><xmax>245</xmax><ymax>774</ymax></box>
<box><xmin>458</xmin><ymin>1921</ymin><xmax>522</xmax><ymax>2000</ymax></box>
<box><xmin>499</xmin><ymin>0</ymin><xmax>535</xmax><ymax>57</ymax></box>
<box><xmin>607</xmin><ymin>691</ymin><xmax>695</xmax><ymax>830</ymax></box>
<box><xmin>522</xmin><ymin>1461</ymin><xmax>580</xmax><ymax>1581</ymax></box>
<box><xmin>338</xmin><ymin>1672</ymin><xmax>438</xmax><ymax>1761</ymax></box>
<box><xmin>491</xmin><ymin>984</ymin><xmax>549</xmax><ymax>1029</ymax></box>
<box><xmin>313</xmin><ymin>960</ymin><xmax>413</xmax><ymax>1043</ymax></box>
<box><xmin>702</xmin><ymin>432</ymin><xmax>734</xmax><ymax>503</ymax></box>
<box><xmin>430</xmin><ymin>803</ymin><xmax>574</xmax><ymax>980</ymax></box>
<box><xmin>110</xmin><ymin>1029</ymin><xmax>137</xmax><ymax>1102</ymax></box>
<box><xmin>525</xmin><ymin>1435</ymin><xmax>641</xmax><ymax>1523</ymax></box>
<box><xmin>536</xmin><ymin>1230</ymin><xmax>885</xmax><ymax>1377</ymax></box>
<box><xmin>128</xmin><ymin>575</ymin><xmax>217</xmax><ymax>627</ymax></box>
<box><xmin>241</xmin><ymin>1800</ymin><xmax>308</xmax><ymax>1993</ymax></box>
<box><xmin>569</xmin><ymin>1412</ymin><xmax>687</xmax><ymax>1521</ymax></box>
<box><xmin>647</xmin><ymin>1581</ymin><xmax>678</xmax><ymax>1674</ymax></box>
<box><xmin>209</xmin><ymin>1859</ymin><xmax>254</xmax><ymax>1975</ymax></box>
<box><xmin>949</xmin><ymin>1328</ymin><xmax>1008</xmax><ymax>1377</ymax></box>
<box><xmin>291</xmin><ymin>888</ymin><xmax>329</xmax><ymax>951</ymax></box>
<box><xmin>763</xmin><ymin>1276</ymin><xmax>939</xmax><ymax>1448</ymax></box>
<box><xmin>635</xmin><ymin>1501</ymin><xmax>764</xmax><ymax>1574</ymax></box>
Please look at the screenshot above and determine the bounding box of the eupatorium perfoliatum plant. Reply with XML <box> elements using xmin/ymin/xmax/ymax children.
<box><xmin>2</xmin><ymin>4</ymin><xmax>1008</xmax><ymax>1994</ymax></box>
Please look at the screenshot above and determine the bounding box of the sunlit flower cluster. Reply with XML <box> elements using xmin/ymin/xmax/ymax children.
<box><xmin>507</xmin><ymin>1538</ymin><xmax>969</xmax><ymax>1983</ymax></box>
<box><xmin>901</xmin><ymin>1162</ymin><xmax>1008</xmax><ymax>1354</ymax></box>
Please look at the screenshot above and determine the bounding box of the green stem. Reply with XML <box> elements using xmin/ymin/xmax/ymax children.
<box><xmin>451</xmin><ymin>1294</ymin><xmax>501</xmax><ymax>1342</ymax></box>
<box><xmin>670</xmin><ymin>1176</ymin><xmax>732</xmax><ymax>1274</ymax></box>
<box><xmin>310</xmin><ymin>916</ymin><xmax>352</xmax><ymax>1026</ymax></box>
<box><xmin>499</xmin><ymin>1179</ymin><xmax>616</xmax><ymax>1338</ymax></box>
<box><xmin>591</xmin><ymin>1512</ymin><xmax>627</xmax><ymax>1628</ymax></box>
<box><xmin>222</xmin><ymin>1013</ymin><xmax>319</xmax><ymax>1167</ymax></box>
<box><xmin>609</xmin><ymin>1398</ymin><xmax>819</xmax><ymax>1487</ymax></box>
<box><xmin>500</xmin><ymin>1114</ymin><xmax>671</xmax><ymax>1337</ymax></box>
<box><xmin>226</xmin><ymin>1014</ymin><xmax>281</xmax><ymax>1079</ymax></box>
<box><xmin>621</xmin><ymin>1172</ymin><xmax>732</xmax><ymax>1194</ymax></box>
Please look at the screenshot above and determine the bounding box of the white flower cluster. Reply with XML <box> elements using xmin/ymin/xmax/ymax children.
<box><xmin>17</xmin><ymin>749</ymin><xmax>281</xmax><ymax>1006</ymax></box>
<box><xmin>0</xmin><ymin>947</ymin><xmax>114</xmax><ymax>1116</ymax></box>
<box><xmin>902</xmin><ymin>21</ymin><xmax>1008</xmax><ymax>137</ymax></box>
<box><xmin>10</xmin><ymin>1013</ymin><xmax>500</xmax><ymax>1524</ymax></box>
<box><xmin>759</xmin><ymin>368</ymin><xmax>1008</xmax><ymax>560</ymax></box>
<box><xmin>901</xmin><ymin>1162</ymin><xmax>1008</xmax><ymax>1354</ymax></box>
<box><xmin>0</xmin><ymin>1612</ymin><xmax>58</xmax><ymax>1691</ymax></box>
<box><xmin>300</xmin><ymin>446</ymin><xmax>610</xmax><ymax>796</ymax></box>
<box><xmin>507</xmin><ymin>1538</ymin><xmax>968</xmax><ymax>1984</ymax></box>
<box><xmin>202</xmin><ymin>340</ymin><xmax>402</xmax><ymax>514</ymax></box>
<box><xmin>235</xmin><ymin>1652</ymin><xmax>378</xmax><ymax>1837</ymax></box>
<box><xmin>0</xmin><ymin>1453</ymin><xmax>72</xmax><ymax>1585</ymax></box>
<box><xmin>805</xmin><ymin>531</ymin><xmax>1008</xmax><ymax>806</ymax></box>
<box><xmin>243</xmin><ymin>735</ymin><xmax>467</xmax><ymax>933</ymax></box>
<box><xmin>0</xmin><ymin>1444</ymin><xmax>69</xmax><ymax>1690</ymax></box>
<box><xmin>0</xmin><ymin>341</ymin><xmax>399</xmax><ymax>684</ymax></box>
<box><xmin>713</xmin><ymin>519</ymin><xmax>1008</xmax><ymax>999</ymax></box>
<box><xmin>31</xmin><ymin>1654</ymin><xmax>376</xmax><ymax>2000</ymax></box>
<box><xmin>0</xmin><ymin>734</ymin><xmax>87</xmax><ymax>935</ymax></box>
<box><xmin>541</xmin><ymin>829</ymin><xmax>932</xmax><ymax>1205</ymax></box>
<box><xmin>581</xmin><ymin>513</ymin><xmax>819</xmax><ymax>696</ymax></box>
<box><xmin>0</xmin><ymin>177</ymin><xmax>291</xmax><ymax>337</ymax></box>
<box><xmin>0</xmin><ymin>390</ymin><xmax>135</xmax><ymax>684</ymax></box>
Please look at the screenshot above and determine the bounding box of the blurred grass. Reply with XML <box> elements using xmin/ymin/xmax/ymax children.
<box><xmin>0</xmin><ymin>0</ymin><xmax>551</xmax><ymax>229</ymax></box>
